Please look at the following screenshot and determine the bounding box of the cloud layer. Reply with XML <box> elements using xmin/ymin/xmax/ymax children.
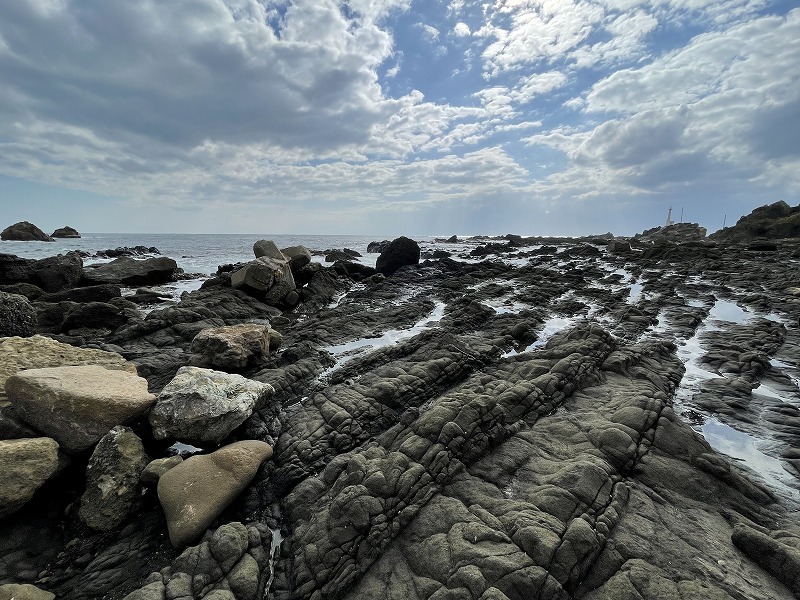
<box><xmin>0</xmin><ymin>0</ymin><xmax>797</xmax><ymax>234</ymax></box>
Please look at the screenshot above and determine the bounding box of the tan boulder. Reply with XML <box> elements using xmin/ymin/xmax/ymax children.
<box><xmin>0</xmin><ymin>437</ymin><xmax>60</xmax><ymax>518</ymax></box>
<box><xmin>0</xmin><ymin>335</ymin><xmax>136</xmax><ymax>404</ymax></box>
<box><xmin>190</xmin><ymin>324</ymin><xmax>271</xmax><ymax>370</ymax></box>
<box><xmin>0</xmin><ymin>583</ymin><xmax>55</xmax><ymax>600</ymax></box>
<box><xmin>157</xmin><ymin>440</ymin><xmax>272</xmax><ymax>548</ymax></box>
<box><xmin>6</xmin><ymin>365</ymin><xmax>155</xmax><ymax>454</ymax></box>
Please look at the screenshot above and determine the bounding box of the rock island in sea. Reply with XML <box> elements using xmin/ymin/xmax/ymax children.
<box><xmin>0</xmin><ymin>202</ymin><xmax>799</xmax><ymax>599</ymax></box>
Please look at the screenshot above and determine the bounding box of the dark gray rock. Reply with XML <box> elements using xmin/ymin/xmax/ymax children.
<box><xmin>33</xmin><ymin>253</ymin><xmax>84</xmax><ymax>293</ymax></box>
<box><xmin>367</xmin><ymin>240</ymin><xmax>390</xmax><ymax>253</ymax></box>
<box><xmin>0</xmin><ymin>222</ymin><xmax>53</xmax><ymax>242</ymax></box>
<box><xmin>376</xmin><ymin>236</ymin><xmax>421</xmax><ymax>276</ymax></box>
<box><xmin>0</xmin><ymin>291</ymin><xmax>37</xmax><ymax>337</ymax></box>
<box><xmin>61</xmin><ymin>301</ymin><xmax>127</xmax><ymax>333</ymax></box>
<box><xmin>79</xmin><ymin>426</ymin><xmax>150</xmax><ymax>532</ymax></box>
<box><xmin>51</xmin><ymin>226</ymin><xmax>81</xmax><ymax>238</ymax></box>
<box><xmin>82</xmin><ymin>257</ymin><xmax>178</xmax><ymax>286</ymax></box>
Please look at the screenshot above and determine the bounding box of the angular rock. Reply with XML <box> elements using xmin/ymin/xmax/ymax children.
<box><xmin>252</xmin><ymin>239</ymin><xmax>285</xmax><ymax>261</ymax></box>
<box><xmin>376</xmin><ymin>236</ymin><xmax>421</xmax><ymax>276</ymax></box>
<box><xmin>6</xmin><ymin>365</ymin><xmax>155</xmax><ymax>454</ymax></box>
<box><xmin>0</xmin><ymin>291</ymin><xmax>37</xmax><ymax>337</ymax></box>
<box><xmin>0</xmin><ymin>221</ymin><xmax>53</xmax><ymax>242</ymax></box>
<box><xmin>281</xmin><ymin>245</ymin><xmax>312</xmax><ymax>273</ymax></box>
<box><xmin>51</xmin><ymin>226</ymin><xmax>81</xmax><ymax>238</ymax></box>
<box><xmin>0</xmin><ymin>584</ymin><xmax>55</xmax><ymax>600</ymax></box>
<box><xmin>82</xmin><ymin>256</ymin><xmax>178</xmax><ymax>286</ymax></box>
<box><xmin>230</xmin><ymin>257</ymin><xmax>279</xmax><ymax>292</ymax></box>
<box><xmin>190</xmin><ymin>323</ymin><xmax>272</xmax><ymax>370</ymax></box>
<box><xmin>0</xmin><ymin>335</ymin><xmax>136</xmax><ymax>404</ymax></box>
<box><xmin>149</xmin><ymin>366</ymin><xmax>274</xmax><ymax>446</ymax></box>
<box><xmin>33</xmin><ymin>253</ymin><xmax>83</xmax><ymax>293</ymax></box>
<box><xmin>157</xmin><ymin>440</ymin><xmax>273</xmax><ymax>548</ymax></box>
<box><xmin>79</xmin><ymin>426</ymin><xmax>150</xmax><ymax>531</ymax></box>
<box><xmin>0</xmin><ymin>254</ymin><xmax>35</xmax><ymax>285</ymax></box>
<box><xmin>0</xmin><ymin>437</ymin><xmax>60</xmax><ymax>518</ymax></box>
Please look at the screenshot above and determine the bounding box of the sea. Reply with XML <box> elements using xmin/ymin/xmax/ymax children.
<box><xmin>0</xmin><ymin>233</ymin><xmax>439</xmax><ymax>276</ymax></box>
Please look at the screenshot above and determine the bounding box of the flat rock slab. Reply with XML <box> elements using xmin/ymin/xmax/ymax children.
<box><xmin>157</xmin><ymin>440</ymin><xmax>272</xmax><ymax>548</ymax></box>
<box><xmin>0</xmin><ymin>437</ymin><xmax>60</xmax><ymax>518</ymax></box>
<box><xmin>0</xmin><ymin>335</ymin><xmax>136</xmax><ymax>404</ymax></box>
<box><xmin>82</xmin><ymin>256</ymin><xmax>178</xmax><ymax>286</ymax></box>
<box><xmin>6</xmin><ymin>365</ymin><xmax>155</xmax><ymax>454</ymax></box>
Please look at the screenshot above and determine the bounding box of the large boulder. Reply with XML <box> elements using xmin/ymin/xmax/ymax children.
<box><xmin>79</xmin><ymin>426</ymin><xmax>150</xmax><ymax>532</ymax></box>
<box><xmin>149</xmin><ymin>366</ymin><xmax>274</xmax><ymax>446</ymax></box>
<box><xmin>230</xmin><ymin>256</ymin><xmax>296</xmax><ymax>307</ymax></box>
<box><xmin>252</xmin><ymin>239</ymin><xmax>285</xmax><ymax>261</ymax></box>
<box><xmin>5</xmin><ymin>365</ymin><xmax>156</xmax><ymax>454</ymax></box>
<box><xmin>0</xmin><ymin>335</ymin><xmax>136</xmax><ymax>404</ymax></box>
<box><xmin>0</xmin><ymin>437</ymin><xmax>60</xmax><ymax>518</ymax></box>
<box><xmin>33</xmin><ymin>253</ymin><xmax>83</xmax><ymax>292</ymax></box>
<box><xmin>281</xmin><ymin>245</ymin><xmax>312</xmax><ymax>273</ymax></box>
<box><xmin>82</xmin><ymin>256</ymin><xmax>178</xmax><ymax>286</ymax></box>
<box><xmin>157</xmin><ymin>440</ymin><xmax>273</xmax><ymax>548</ymax></box>
<box><xmin>0</xmin><ymin>221</ymin><xmax>53</xmax><ymax>242</ymax></box>
<box><xmin>51</xmin><ymin>226</ymin><xmax>81</xmax><ymax>238</ymax></box>
<box><xmin>0</xmin><ymin>291</ymin><xmax>37</xmax><ymax>337</ymax></box>
<box><xmin>190</xmin><ymin>323</ymin><xmax>272</xmax><ymax>370</ymax></box>
<box><xmin>375</xmin><ymin>236</ymin><xmax>421</xmax><ymax>276</ymax></box>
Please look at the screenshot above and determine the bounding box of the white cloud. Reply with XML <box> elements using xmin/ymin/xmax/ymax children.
<box><xmin>527</xmin><ymin>9</ymin><xmax>800</xmax><ymax>197</ymax></box>
<box><xmin>454</xmin><ymin>22</ymin><xmax>471</xmax><ymax>36</ymax></box>
<box><xmin>417</xmin><ymin>22</ymin><xmax>440</xmax><ymax>42</ymax></box>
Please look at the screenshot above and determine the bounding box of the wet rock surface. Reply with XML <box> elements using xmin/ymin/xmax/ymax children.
<box><xmin>1</xmin><ymin>226</ymin><xmax>800</xmax><ymax>599</ymax></box>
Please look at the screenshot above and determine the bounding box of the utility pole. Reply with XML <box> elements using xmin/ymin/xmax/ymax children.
<box><xmin>680</xmin><ymin>207</ymin><xmax>684</xmax><ymax>223</ymax></box>
<box><xmin>723</xmin><ymin>214</ymin><xmax>727</xmax><ymax>229</ymax></box>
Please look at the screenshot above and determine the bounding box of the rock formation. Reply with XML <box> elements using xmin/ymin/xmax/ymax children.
<box><xmin>711</xmin><ymin>200</ymin><xmax>800</xmax><ymax>243</ymax></box>
<box><xmin>1</xmin><ymin>211</ymin><xmax>799</xmax><ymax>600</ymax></box>
<box><xmin>0</xmin><ymin>222</ymin><xmax>53</xmax><ymax>242</ymax></box>
<box><xmin>50</xmin><ymin>226</ymin><xmax>81</xmax><ymax>239</ymax></box>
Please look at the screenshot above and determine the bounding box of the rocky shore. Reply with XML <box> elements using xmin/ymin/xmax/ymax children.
<box><xmin>1</xmin><ymin>203</ymin><xmax>799</xmax><ymax>600</ymax></box>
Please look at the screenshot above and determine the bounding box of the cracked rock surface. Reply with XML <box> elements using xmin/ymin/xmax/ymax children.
<box><xmin>2</xmin><ymin>231</ymin><xmax>800</xmax><ymax>600</ymax></box>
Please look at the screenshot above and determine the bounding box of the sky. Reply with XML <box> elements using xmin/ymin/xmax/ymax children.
<box><xmin>0</xmin><ymin>0</ymin><xmax>798</xmax><ymax>236</ymax></box>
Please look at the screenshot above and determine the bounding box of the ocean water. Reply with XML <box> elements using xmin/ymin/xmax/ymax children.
<box><xmin>0</xmin><ymin>233</ymin><xmax>434</xmax><ymax>276</ymax></box>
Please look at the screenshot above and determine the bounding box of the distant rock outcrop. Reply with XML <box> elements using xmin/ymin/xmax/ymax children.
<box><xmin>50</xmin><ymin>226</ymin><xmax>81</xmax><ymax>239</ymax></box>
<box><xmin>710</xmin><ymin>200</ymin><xmax>800</xmax><ymax>243</ymax></box>
<box><xmin>635</xmin><ymin>222</ymin><xmax>707</xmax><ymax>244</ymax></box>
<box><xmin>1</xmin><ymin>221</ymin><xmax>53</xmax><ymax>242</ymax></box>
